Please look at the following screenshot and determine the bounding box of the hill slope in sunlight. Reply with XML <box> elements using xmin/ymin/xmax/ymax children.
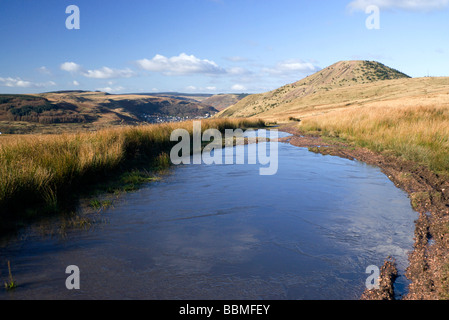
<box><xmin>217</xmin><ymin>60</ymin><xmax>418</xmax><ymax>121</ymax></box>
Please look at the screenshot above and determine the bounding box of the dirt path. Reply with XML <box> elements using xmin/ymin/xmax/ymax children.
<box><xmin>277</xmin><ymin>123</ymin><xmax>449</xmax><ymax>300</ymax></box>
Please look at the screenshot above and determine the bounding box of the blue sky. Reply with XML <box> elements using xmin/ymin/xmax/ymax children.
<box><xmin>1</xmin><ymin>0</ymin><xmax>449</xmax><ymax>94</ymax></box>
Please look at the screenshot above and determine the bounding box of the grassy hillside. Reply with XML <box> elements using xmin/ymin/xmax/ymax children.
<box><xmin>217</xmin><ymin>60</ymin><xmax>412</xmax><ymax>120</ymax></box>
<box><xmin>0</xmin><ymin>94</ymin><xmax>88</xmax><ymax>124</ymax></box>
<box><xmin>0</xmin><ymin>91</ymin><xmax>218</xmax><ymax>134</ymax></box>
<box><xmin>201</xmin><ymin>94</ymin><xmax>250</xmax><ymax>111</ymax></box>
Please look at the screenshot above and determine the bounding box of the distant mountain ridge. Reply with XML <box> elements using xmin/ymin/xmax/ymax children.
<box><xmin>140</xmin><ymin>92</ymin><xmax>249</xmax><ymax>111</ymax></box>
<box><xmin>0</xmin><ymin>91</ymin><xmax>218</xmax><ymax>133</ymax></box>
<box><xmin>0</xmin><ymin>90</ymin><xmax>251</xmax><ymax>133</ymax></box>
<box><xmin>218</xmin><ymin>60</ymin><xmax>411</xmax><ymax>119</ymax></box>
<box><xmin>200</xmin><ymin>94</ymin><xmax>250</xmax><ymax>111</ymax></box>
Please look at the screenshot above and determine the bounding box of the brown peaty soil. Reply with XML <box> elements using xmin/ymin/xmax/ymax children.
<box><xmin>277</xmin><ymin>123</ymin><xmax>449</xmax><ymax>300</ymax></box>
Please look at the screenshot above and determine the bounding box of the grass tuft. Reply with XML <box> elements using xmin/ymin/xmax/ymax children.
<box><xmin>4</xmin><ymin>261</ymin><xmax>17</xmax><ymax>291</ymax></box>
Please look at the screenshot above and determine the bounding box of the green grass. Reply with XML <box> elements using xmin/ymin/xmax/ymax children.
<box><xmin>118</xmin><ymin>170</ymin><xmax>161</xmax><ymax>192</ymax></box>
<box><xmin>4</xmin><ymin>261</ymin><xmax>17</xmax><ymax>291</ymax></box>
<box><xmin>89</xmin><ymin>199</ymin><xmax>113</xmax><ymax>210</ymax></box>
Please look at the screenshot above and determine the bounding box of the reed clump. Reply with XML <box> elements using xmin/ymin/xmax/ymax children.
<box><xmin>4</xmin><ymin>260</ymin><xmax>17</xmax><ymax>291</ymax></box>
<box><xmin>0</xmin><ymin>118</ymin><xmax>265</xmax><ymax>221</ymax></box>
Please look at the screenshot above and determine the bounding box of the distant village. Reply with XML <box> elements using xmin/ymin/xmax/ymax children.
<box><xmin>142</xmin><ymin>112</ymin><xmax>215</xmax><ymax>124</ymax></box>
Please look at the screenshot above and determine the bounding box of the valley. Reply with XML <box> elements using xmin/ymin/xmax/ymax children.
<box><xmin>0</xmin><ymin>91</ymin><xmax>246</xmax><ymax>134</ymax></box>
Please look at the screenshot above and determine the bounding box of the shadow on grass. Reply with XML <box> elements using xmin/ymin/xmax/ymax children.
<box><xmin>0</xmin><ymin>152</ymin><xmax>172</xmax><ymax>238</ymax></box>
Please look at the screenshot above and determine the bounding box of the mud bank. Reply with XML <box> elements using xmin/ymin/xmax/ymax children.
<box><xmin>278</xmin><ymin>123</ymin><xmax>449</xmax><ymax>300</ymax></box>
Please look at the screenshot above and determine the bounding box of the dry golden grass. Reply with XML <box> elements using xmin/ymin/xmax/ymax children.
<box><xmin>218</xmin><ymin>61</ymin><xmax>411</xmax><ymax>120</ymax></box>
<box><xmin>219</xmin><ymin>75</ymin><xmax>449</xmax><ymax>124</ymax></box>
<box><xmin>0</xmin><ymin>118</ymin><xmax>264</xmax><ymax>215</ymax></box>
<box><xmin>300</xmin><ymin>103</ymin><xmax>449</xmax><ymax>174</ymax></box>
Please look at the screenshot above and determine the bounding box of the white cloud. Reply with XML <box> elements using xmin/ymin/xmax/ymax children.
<box><xmin>136</xmin><ymin>53</ymin><xmax>226</xmax><ymax>75</ymax></box>
<box><xmin>231</xmin><ymin>84</ymin><xmax>247</xmax><ymax>91</ymax></box>
<box><xmin>0</xmin><ymin>77</ymin><xmax>33</xmax><ymax>88</ymax></box>
<box><xmin>227</xmin><ymin>67</ymin><xmax>252</xmax><ymax>76</ymax></box>
<box><xmin>0</xmin><ymin>77</ymin><xmax>56</xmax><ymax>88</ymax></box>
<box><xmin>264</xmin><ymin>60</ymin><xmax>320</xmax><ymax>76</ymax></box>
<box><xmin>348</xmin><ymin>0</ymin><xmax>449</xmax><ymax>11</ymax></box>
<box><xmin>224</xmin><ymin>56</ymin><xmax>250</xmax><ymax>62</ymax></box>
<box><xmin>60</xmin><ymin>62</ymin><xmax>82</xmax><ymax>73</ymax></box>
<box><xmin>184</xmin><ymin>85</ymin><xmax>218</xmax><ymax>92</ymax></box>
<box><xmin>37</xmin><ymin>66</ymin><xmax>52</xmax><ymax>75</ymax></box>
<box><xmin>185</xmin><ymin>85</ymin><xmax>197</xmax><ymax>91</ymax></box>
<box><xmin>72</xmin><ymin>80</ymin><xmax>80</xmax><ymax>86</ymax></box>
<box><xmin>61</xmin><ymin>62</ymin><xmax>136</xmax><ymax>79</ymax></box>
<box><xmin>96</xmin><ymin>86</ymin><xmax>125</xmax><ymax>93</ymax></box>
<box><xmin>83</xmin><ymin>67</ymin><xmax>135</xmax><ymax>79</ymax></box>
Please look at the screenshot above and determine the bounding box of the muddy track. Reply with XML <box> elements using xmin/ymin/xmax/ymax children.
<box><xmin>278</xmin><ymin>123</ymin><xmax>449</xmax><ymax>300</ymax></box>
